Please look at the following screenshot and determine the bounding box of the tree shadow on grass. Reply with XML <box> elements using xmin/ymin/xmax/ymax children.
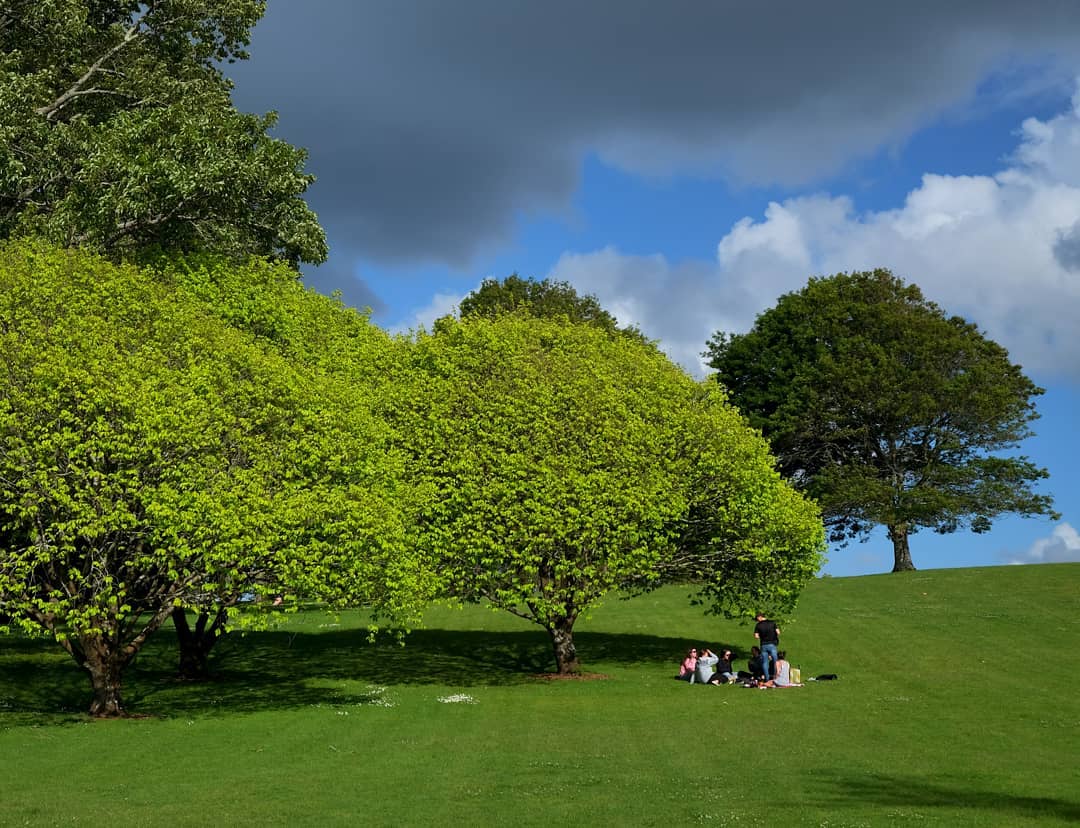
<box><xmin>807</xmin><ymin>769</ymin><xmax>1080</xmax><ymax>824</ymax></box>
<box><xmin>1</xmin><ymin>625</ymin><xmax>727</xmax><ymax>721</ymax></box>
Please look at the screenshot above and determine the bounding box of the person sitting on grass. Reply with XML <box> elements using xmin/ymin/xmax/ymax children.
<box><xmin>707</xmin><ymin>649</ymin><xmax>736</xmax><ymax>684</ymax></box>
<box><xmin>677</xmin><ymin>647</ymin><xmax>698</xmax><ymax>681</ymax></box>
<box><xmin>747</xmin><ymin>646</ymin><xmax>769</xmax><ymax>684</ymax></box>
<box><xmin>760</xmin><ymin>651</ymin><xmax>802</xmax><ymax>688</ymax></box>
<box><xmin>705</xmin><ymin>649</ymin><xmax>729</xmax><ymax>684</ymax></box>
<box><xmin>695</xmin><ymin>647</ymin><xmax>719</xmax><ymax>684</ymax></box>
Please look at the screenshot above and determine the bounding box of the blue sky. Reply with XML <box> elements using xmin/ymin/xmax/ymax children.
<box><xmin>229</xmin><ymin>1</ymin><xmax>1079</xmax><ymax>576</ymax></box>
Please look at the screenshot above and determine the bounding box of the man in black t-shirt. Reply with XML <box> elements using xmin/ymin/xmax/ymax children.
<box><xmin>753</xmin><ymin>613</ymin><xmax>780</xmax><ymax>681</ymax></box>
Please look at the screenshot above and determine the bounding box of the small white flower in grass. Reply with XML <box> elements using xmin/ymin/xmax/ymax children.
<box><xmin>355</xmin><ymin>685</ymin><xmax>397</xmax><ymax>708</ymax></box>
<box><xmin>437</xmin><ymin>693</ymin><xmax>477</xmax><ymax>704</ymax></box>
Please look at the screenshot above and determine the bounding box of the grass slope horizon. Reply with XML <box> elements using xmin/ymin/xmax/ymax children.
<box><xmin>1</xmin><ymin>562</ymin><xmax>1078</xmax><ymax>826</ymax></box>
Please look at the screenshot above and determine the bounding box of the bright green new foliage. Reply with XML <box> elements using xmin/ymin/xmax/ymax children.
<box><xmin>706</xmin><ymin>269</ymin><xmax>1058</xmax><ymax>573</ymax></box>
<box><xmin>399</xmin><ymin>314</ymin><xmax>824</xmax><ymax>673</ymax></box>
<box><xmin>0</xmin><ymin>240</ymin><xmax>413</xmax><ymax>714</ymax></box>
<box><xmin>153</xmin><ymin>252</ymin><xmax>432</xmax><ymax>626</ymax></box>
<box><xmin>0</xmin><ymin>0</ymin><xmax>326</xmax><ymax>265</ymax></box>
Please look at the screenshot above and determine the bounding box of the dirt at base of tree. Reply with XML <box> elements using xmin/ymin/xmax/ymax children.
<box><xmin>530</xmin><ymin>672</ymin><xmax>609</xmax><ymax>681</ymax></box>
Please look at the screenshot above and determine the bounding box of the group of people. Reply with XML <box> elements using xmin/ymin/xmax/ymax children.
<box><xmin>677</xmin><ymin>612</ymin><xmax>803</xmax><ymax>688</ymax></box>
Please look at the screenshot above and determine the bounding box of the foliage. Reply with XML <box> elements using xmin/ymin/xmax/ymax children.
<box><xmin>0</xmin><ymin>0</ymin><xmax>326</xmax><ymax>265</ymax></box>
<box><xmin>705</xmin><ymin>268</ymin><xmax>1058</xmax><ymax>572</ymax></box>
<box><xmin>396</xmin><ymin>313</ymin><xmax>823</xmax><ymax>673</ymax></box>
<box><xmin>0</xmin><ymin>240</ymin><xmax>418</xmax><ymax>714</ymax></box>
<box><xmin>152</xmin><ymin>252</ymin><xmax>432</xmax><ymax>624</ymax></box>
<box><xmin>458</xmin><ymin>273</ymin><xmax>645</xmax><ymax>340</ymax></box>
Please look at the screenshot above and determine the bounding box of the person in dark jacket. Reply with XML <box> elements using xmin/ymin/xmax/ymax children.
<box><xmin>708</xmin><ymin>648</ymin><xmax>736</xmax><ymax>684</ymax></box>
<box><xmin>746</xmin><ymin>645</ymin><xmax>770</xmax><ymax>683</ymax></box>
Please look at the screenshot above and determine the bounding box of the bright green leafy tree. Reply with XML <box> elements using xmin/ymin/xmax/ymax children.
<box><xmin>705</xmin><ymin>269</ymin><xmax>1058</xmax><ymax>572</ymax></box>
<box><xmin>397</xmin><ymin>314</ymin><xmax>824</xmax><ymax>674</ymax></box>
<box><xmin>147</xmin><ymin>252</ymin><xmax>424</xmax><ymax>678</ymax></box>
<box><xmin>153</xmin><ymin>252</ymin><xmax>428</xmax><ymax>678</ymax></box>
<box><xmin>0</xmin><ymin>240</ymin><xmax>419</xmax><ymax>714</ymax></box>
<box><xmin>0</xmin><ymin>0</ymin><xmax>326</xmax><ymax>265</ymax></box>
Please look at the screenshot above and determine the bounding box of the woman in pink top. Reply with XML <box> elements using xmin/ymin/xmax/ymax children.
<box><xmin>677</xmin><ymin>647</ymin><xmax>698</xmax><ymax>681</ymax></box>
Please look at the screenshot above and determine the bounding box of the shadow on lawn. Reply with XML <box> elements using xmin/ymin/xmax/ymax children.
<box><xmin>1</xmin><ymin>625</ymin><xmax>732</xmax><ymax>720</ymax></box>
<box><xmin>809</xmin><ymin>770</ymin><xmax>1080</xmax><ymax>823</ymax></box>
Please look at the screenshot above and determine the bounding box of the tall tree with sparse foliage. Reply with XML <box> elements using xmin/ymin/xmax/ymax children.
<box><xmin>0</xmin><ymin>0</ymin><xmax>326</xmax><ymax>265</ymax></box>
<box><xmin>705</xmin><ymin>269</ymin><xmax>1058</xmax><ymax>572</ymax></box>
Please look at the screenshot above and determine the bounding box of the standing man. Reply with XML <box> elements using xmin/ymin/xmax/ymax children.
<box><xmin>753</xmin><ymin>612</ymin><xmax>780</xmax><ymax>681</ymax></box>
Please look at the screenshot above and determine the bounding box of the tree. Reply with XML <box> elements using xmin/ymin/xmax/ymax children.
<box><xmin>153</xmin><ymin>251</ymin><xmax>430</xmax><ymax>679</ymax></box>
<box><xmin>0</xmin><ymin>240</ymin><xmax>420</xmax><ymax>713</ymax></box>
<box><xmin>397</xmin><ymin>313</ymin><xmax>824</xmax><ymax>674</ymax></box>
<box><xmin>0</xmin><ymin>0</ymin><xmax>326</xmax><ymax>265</ymax></box>
<box><xmin>459</xmin><ymin>274</ymin><xmax>644</xmax><ymax>339</ymax></box>
<box><xmin>705</xmin><ymin>269</ymin><xmax>1058</xmax><ymax>572</ymax></box>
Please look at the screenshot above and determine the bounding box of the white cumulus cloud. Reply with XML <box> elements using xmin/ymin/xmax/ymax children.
<box><xmin>549</xmin><ymin>86</ymin><xmax>1080</xmax><ymax>381</ymax></box>
<box><xmin>1006</xmin><ymin>522</ymin><xmax>1080</xmax><ymax>564</ymax></box>
<box><xmin>393</xmin><ymin>292</ymin><xmax>465</xmax><ymax>335</ymax></box>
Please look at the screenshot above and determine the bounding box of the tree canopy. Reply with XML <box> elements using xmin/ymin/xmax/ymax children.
<box><xmin>0</xmin><ymin>240</ymin><xmax>422</xmax><ymax>714</ymax></box>
<box><xmin>705</xmin><ymin>268</ymin><xmax>1058</xmax><ymax>572</ymax></box>
<box><xmin>0</xmin><ymin>0</ymin><xmax>326</xmax><ymax>265</ymax></box>
<box><xmin>397</xmin><ymin>313</ymin><xmax>824</xmax><ymax>674</ymax></box>
<box><xmin>459</xmin><ymin>274</ymin><xmax>644</xmax><ymax>340</ymax></box>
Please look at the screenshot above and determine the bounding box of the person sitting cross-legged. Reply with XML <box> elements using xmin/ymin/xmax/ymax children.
<box><xmin>759</xmin><ymin>651</ymin><xmax>803</xmax><ymax>688</ymax></box>
<box><xmin>708</xmin><ymin>648</ymin><xmax>737</xmax><ymax>684</ymax></box>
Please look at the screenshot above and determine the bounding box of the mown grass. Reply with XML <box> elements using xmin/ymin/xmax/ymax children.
<box><xmin>1</xmin><ymin>563</ymin><xmax>1078</xmax><ymax>826</ymax></box>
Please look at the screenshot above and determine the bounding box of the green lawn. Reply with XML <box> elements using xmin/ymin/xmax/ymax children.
<box><xmin>1</xmin><ymin>563</ymin><xmax>1078</xmax><ymax>826</ymax></box>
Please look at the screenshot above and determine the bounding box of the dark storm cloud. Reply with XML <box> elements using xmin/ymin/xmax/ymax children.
<box><xmin>299</xmin><ymin>249</ymin><xmax>384</xmax><ymax>316</ymax></box>
<box><xmin>228</xmin><ymin>0</ymin><xmax>1080</xmax><ymax>268</ymax></box>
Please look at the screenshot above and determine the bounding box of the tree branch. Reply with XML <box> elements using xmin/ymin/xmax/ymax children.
<box><xmin>34</xmin><ymin>11</ymin><xmax>147</xmax><ymax>121</ymax></box>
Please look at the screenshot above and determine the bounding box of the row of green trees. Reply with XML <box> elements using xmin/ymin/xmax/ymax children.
<box><xmin>0</xmin><ymin>240</ymin><xmax>826</xmax><ymax>715</ymax></box>
<box><xmin>1</xmin><ymin>1</ymin><xmax>1056</xmax><ymax>717</ymax></box>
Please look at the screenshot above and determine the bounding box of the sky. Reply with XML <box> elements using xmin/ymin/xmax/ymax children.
<box><xmin>228</xmin><ymin>0</ymin><xmax>1079</xmax><ymax>576</ymax></box>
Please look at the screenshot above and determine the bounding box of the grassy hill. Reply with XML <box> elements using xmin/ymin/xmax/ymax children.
<box><xmin>1</xmin><ymin>563</ymin><xmax>1078</xmax><ymax>826</ymax></box>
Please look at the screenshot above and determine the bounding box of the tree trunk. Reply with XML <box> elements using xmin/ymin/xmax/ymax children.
<box><xmin>172</xmin><ymin>607</ymin><xmax>227</xmax><ymax>681</ymax></box>
<box><xmin>887</xmin><ymin>523</ymin><xmax>916</xmax><ymax>572</ymax></box>
<box><xmin>80</xmin><ymin>635</ymin><xmax>128</xmax><ymax>717</ymax></box>
<box><xmin>548</xmin><ymin>616</ymin><xmax>581</xmax><ymax>674</ymax></box>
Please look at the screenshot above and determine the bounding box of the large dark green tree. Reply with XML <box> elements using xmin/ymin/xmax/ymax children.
<box><xmin>0</xmin><ymin>0</ymin><xmax>326</xmax><ymax>265</ymax></box>
<box><xmin>398</xmin><ymin>313</ymin><xmax>824</xmax><ymax>674</ymax></box>
<box><xmin>705</xmin><ymin>269</ymin><xmax>1058</xmax><ymax>572</ymax></box>
<box><xmin>459</xmin><ymin>274</ymin><xmax>644</xmax><ymax>340</ymax></box>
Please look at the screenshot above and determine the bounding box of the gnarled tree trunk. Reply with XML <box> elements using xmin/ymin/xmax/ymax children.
<box><xmin>80</xmin><ymin>635</ymin><xmax>130</xmax><ymax>717</ymax></box>
<box><xmin>888</xmin><ymin>523</ymin><xmax>916</xmax><ymax>572</ymax></box>
<box><xmin>547</xmin><ymin>615</ymin><xmax>581</xmax><ymax>674</ymax></box>
<box><xmin>172</xmin><ymin>607</ymin><xmax>228</xmax><ymax>680</ymax></box>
